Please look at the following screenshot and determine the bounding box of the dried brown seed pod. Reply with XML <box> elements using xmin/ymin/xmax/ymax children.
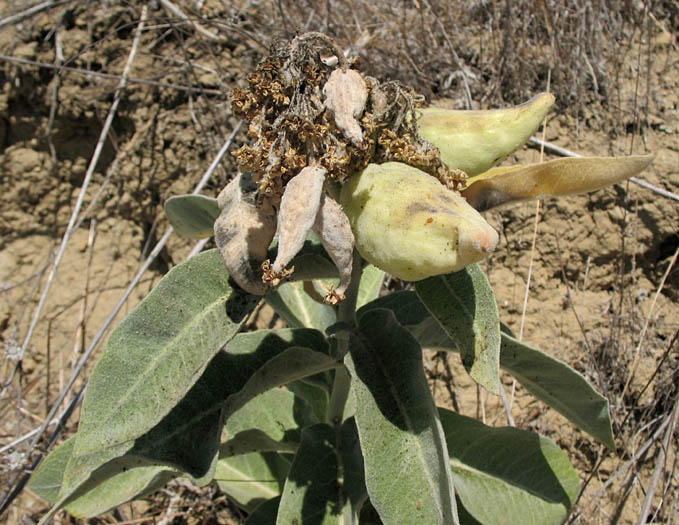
<box><xmin>268</xmin><ymin>166</ymin><xmax>328</xmax><ymax>280</ymax></box>
<box><xmin>214</xmin><ymin>173</ymin><xmax>277</xmax><ymax>295</ymax></box>
<box><xmin>312</xmin><ymin>193</ymin><xmax>355</xmax><ymax>304</ymax></box>
<box><xmin>323</xmin><ymin>68</ymin><xmax>368</xmax><ymax>147</ymax></box>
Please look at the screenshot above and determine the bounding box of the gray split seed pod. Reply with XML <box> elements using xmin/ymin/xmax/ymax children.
<box><xmin>272</xmin><ymin>166</ymin><xmax>328</xmax><ymax>274</ymax></box>
<box><xmin>214</xmin><ymin>173</ymin><xmax>277</xmax><ymax>295</ymax></box>
<box><xmin>312</xmin><ymin>193</ymin><xmax>355</xmax><ymax>301</ymax></box>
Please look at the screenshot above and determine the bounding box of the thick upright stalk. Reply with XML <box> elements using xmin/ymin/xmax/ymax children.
<box><xmin>327</xmin><ymin>249</ymin><xmax>363</xmax><ymax>425</ymax></box>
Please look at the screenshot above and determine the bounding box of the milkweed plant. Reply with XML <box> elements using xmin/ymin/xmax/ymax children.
<box><xmin>30</xmin><ymin>33</ymin><xmax>653</xmax><ymax>524</ymax></box>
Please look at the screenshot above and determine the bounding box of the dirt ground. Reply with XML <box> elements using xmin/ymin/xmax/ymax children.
<box><xmin>0</xmin><ymin>1</ymin><xmax>677</xmax><ymax>523</ymax></box>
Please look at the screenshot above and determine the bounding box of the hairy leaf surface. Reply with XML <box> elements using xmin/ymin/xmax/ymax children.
<box><xmin>46</xmin><ymin>328</ymin><xmax>333</xmax><ymax>521</ymax></box>
<box><xmin>440</xmin><ymin>408</ymin><xmax>579</xmax><ymax>525</ymax></box>
<box><xmin>360</xmin><ymin>290</ymin><xmax>614</xmax><ymax>446</ymax></box>
<box><xmin>416</xmin><ymin>264</ymin><xmax>501</xmax><ymax>394</ymax></box>
<box><xmin>276</xmin><ymin>420</ymin><xmax>366</xmax><ymax>525</ymax></box>
<box><xmin>500</xmin><ymin>334</ymin><xmax>615</xmax><ymax>447</ymax></box>
<box><xmin>346</xmin><ymin>309</ymin><xmax>458</xmax><ymax>524</ymax></box>
<box><xmin>266</xmin><ymin>280</ymin><xmax>337</xmax><ymax>331</ymax></box>
<box><xmin>216</xmin><ymin>452</ymin><xmax>291</xmax><ymax>512</ymax></box>
<box><xmin>164</xmin><ymin>194</ymin><xmax>220</xmax><ymax>239</ymax></box>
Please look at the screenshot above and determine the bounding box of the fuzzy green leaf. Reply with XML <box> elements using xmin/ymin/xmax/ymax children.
<box><xmin>45</xmin><ymin>328</ymin><xmax>333</xmax><ymax>522</ymax></box>
<box><xmin>73</xmin><ymin>249</ymin><xmax>256</xmax><ymax>458</ymax></box>
<box><xmin>346</xmin><ymin>309</ymin><xmax>458</xmax><ymax>524</ymax></box>
<box><xmin>246</xmin><ymin>496</ymin><xmax>282</xmax><ymax>524</ymax></box>
<box><xmin>276</xmin><ymin>420</ymin><xmax>366</xmax><ymax>525</ymax></box>
<box><xmin>500</xmin><ymin>333</ymin><xmax>615</xmax><ymax>448</ymax></box>
<box><xmin>266</xmin><ymin>280</ymin><xmax>337</xmax><ymax>331</ymax></box>
<box><xmin>440</xmin><ymin>408</ymin><xmax>580</xmax><ymax>525</ymax></box>
<box><xmin>220</xmin><ymin>387</ymin><xmax>318</xmax><ymax>457</ymax></box>
<box><xmin>416</xmin><ymin>264</ymin><xmax>501</xmax><ymax>394</ymax></box>
<box><xmin>164</xmin><ymin>194</ymin><xmax>221</xmax><ymax>239</ymax></box>
<box><xmin>29</xmin><ymin>437</ymin><xmax>174</xmax><ymax>519</ymax></box>
<box><xmin>360</xmin><ymin>290</ymin><xmax>614</xmax><ymax>447</ymax></box>
<box><xmin>356</xmin><ymin>264</ymin><xmax>386</xmax><ymax>309</ymax></box>
<box><xmin>216</xmin><ymin>452</ymin><xmax>291</xmax><ymax>512</ymax></box>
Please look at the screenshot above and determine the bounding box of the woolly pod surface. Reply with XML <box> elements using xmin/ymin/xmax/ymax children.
<box><xmin>214</xmin><ymin>173</ymin><xmax>277</xmax><ymax>295</ymax></box>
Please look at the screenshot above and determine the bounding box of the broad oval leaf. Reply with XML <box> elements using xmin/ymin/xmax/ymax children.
<box><xmin>462</xmin><ymin>155</ymin><xmax>654</xmax><ymax>211</ymax></box>
<box><xmin>276</xmin><ymin>420</ymin><xmax>366</xmax><ymax>525</ymax></box>
<box><xmin>73</xmin><ymin>249</ymin><xmax>257</xmax><ymax>458</ymax></box>
<box><xmin>356</xmin><ymin>264</ymin><xmax>386</xmax><ymax>309</ymax></box>
<box><xmin>500</xmin><ymin>333</ymin><xmax>615</xmax><ymax>448</ymax></box>
<box><xmin>346</xmin><ymin>309</ymin><xmax>458</xmax><ymax>525</ymax></box>
<box><xmin>164</xmin><ymin>194</ymin><xmax>220</xmax><ymax>239</ymax></box>
<box><xmin>360</xmin><ymin>290</ymin><xmax>613</xmax><ymax>447</ymax></box>
<box><xmin>30</xmin><ymin>437</ymin><xmax>174</xmax><ymax>519</ymax></box>
<box><xmin>266</xmin><ymin>280</ymin><xmax>337</xmax><ymax>331</ymax></box>
<box><xmin>287</xmin><ymin>377</ymin><xmax>331</xmax><ymax>422</ymax></box>
<box><xmin>440</xmin><ymin>408</ymin><xmax>580</xmax><ymax>525</ymax></box>
<box><xmin>46</xmin><ymin>328</ymin><xmax>334</xmax><ymax>521</ymax></box>
<box><xmin>416</xmin><ymin>264</ymin><xmax>501</xmax><ymax>394</ymax></box>
<box><xmin>221</xmin><ymin>387</ymin><xmax>318</xmax><ymax>455</ymax></box>
<box><xmin>216</xmin><ymin>452</ymin><xmax>291</xmax><ymax>512</ymax></box>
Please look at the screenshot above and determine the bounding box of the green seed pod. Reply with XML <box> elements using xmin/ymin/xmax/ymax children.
<box><xmin>340</xmin><ymin>162</ymin><xmax>499</xmax><ymax>281</ymax></box>
<box><xmin>417</xmin><ymin>93</ymin><xmax>555</xmax><ymax>177</ymax></box>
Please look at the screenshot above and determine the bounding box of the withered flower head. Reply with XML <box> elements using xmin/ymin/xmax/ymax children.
<box><xmin>218</xmin><ymin>32</ymin><xmax>459</xmax><ymax>303</ymax></box>
<box><xmin>214</xmin><ymin>32</ymin><xmax>652</xmax><ymax>302</ymax></box>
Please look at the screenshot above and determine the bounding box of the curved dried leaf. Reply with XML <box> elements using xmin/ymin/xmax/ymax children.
<box><xmin>323</xmin><ymin>68</ymin><xmax>368</xmax><ymax>146</ymax></box>
<box><xmin>462</xmin><ymin>155</ymin><xmax>654</xmax><ymax>211</ymax></box>
<box><xmin>312</xmin><ymin>193</ymin><xmax>355</xmax><ymax>300</ymax></box>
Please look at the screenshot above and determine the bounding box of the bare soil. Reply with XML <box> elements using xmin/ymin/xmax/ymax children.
<box><xmin>1</xmin><ymin>1</ymin><xmax>677</xmax><ymax>523</ymax></box>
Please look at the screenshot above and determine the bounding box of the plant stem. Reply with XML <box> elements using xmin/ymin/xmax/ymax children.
<box><xmin>337</xmin><ymin>249</ymin><xmax>364</xmax><ymax>326</ymax></box>
<box><xmin>327</xmin><ymin>365</ymin><xmax>351</xmax><ymax>425</ymax></box>
<box><xmin>326</xmin><ymin>249</ymin><xmax>364</xmax><ymax>424</ymax></box>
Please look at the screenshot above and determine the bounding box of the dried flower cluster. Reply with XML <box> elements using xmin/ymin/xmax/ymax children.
<box><xmin>218</xmin><ymin>32</ymin><xmax>460</xmax><ymax>302</ymax></box>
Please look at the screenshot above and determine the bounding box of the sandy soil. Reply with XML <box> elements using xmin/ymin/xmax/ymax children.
<box><xmin>0</xmin><ymin>1</ymin><xmax>677</xmax><ymax>523</ymax></box>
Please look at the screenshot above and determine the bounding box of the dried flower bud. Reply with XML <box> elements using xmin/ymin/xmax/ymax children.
<box><xmin>268</xmin><ymin>166</ymin><xmax>327</xmax><ymax>280</ymax></box>
<box><xmin>340</xmin><ymin>162</ymin><xmax>498</xmax><ymax>281</ymax></box>
<box><xmin>214</xmin><ymin>173</ymin><xmax>276</xmax><ymax>295</ymax></box>
<box><xmin>312</xmin><ymin>193</ymin><xmax>355</xmax><ymax>303</ymax></box>
<box><xmin>323</xmin><ymin>68</ymin><xmax>368</xmax><ymax>147</ymax></box>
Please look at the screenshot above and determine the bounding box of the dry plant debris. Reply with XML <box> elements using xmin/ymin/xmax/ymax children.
<box><xmin>220</xmin><ymin>32</ymin><xmax>466</xmax><ymax>302</ymax></box>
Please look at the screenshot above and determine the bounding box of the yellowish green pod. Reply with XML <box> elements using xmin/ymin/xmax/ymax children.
<box><xmin>417</xmin><ymin>92</ymin><xmax>555</xmax><ymax>176</ymax></box>
<box><xmin>340</xmin><ymin>162</ymin><xmax>499</xmax><ymax>281</ymax></box>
